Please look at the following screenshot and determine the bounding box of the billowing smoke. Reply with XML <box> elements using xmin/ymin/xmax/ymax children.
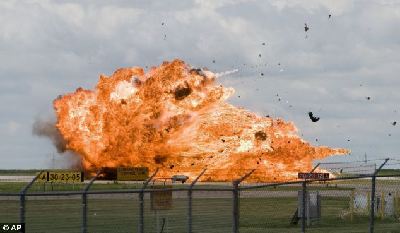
<box><xmin>32</xmin><ymin>117</ymin><xmax>67</xmax><ymax>153</ymax></box>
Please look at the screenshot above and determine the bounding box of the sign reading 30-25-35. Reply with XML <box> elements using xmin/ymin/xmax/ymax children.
<box><xmin>37</xmin><ymin>171</ymin><xmax>84</xmax><ymax>183</ymax></box>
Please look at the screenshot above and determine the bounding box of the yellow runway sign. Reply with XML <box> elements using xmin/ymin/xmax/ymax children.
<box><xmin>117</xmin><ymin>167</ymin><xmax>149</xmax><ymax>181</ymax></box>
<box><xmin>36</xmin><ymin>171</ymin><xmax>84</xmax><ymax>183</ymax></box>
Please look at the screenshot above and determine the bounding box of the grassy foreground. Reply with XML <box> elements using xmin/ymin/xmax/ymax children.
<box><xmin>1</xmin><ymin>195</ymin><xmax>399</xmax><ymax>233</ymax></box>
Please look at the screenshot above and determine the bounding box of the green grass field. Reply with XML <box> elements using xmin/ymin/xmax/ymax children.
<box><xmin>1</xmin><ymin>195</ymin><xmax>399</xmax><ymax>233</ymax></box>
<box><xmin>0</xmin><ymin>181</ymin><xmax>357</xmax><ymax>193</ymax></box>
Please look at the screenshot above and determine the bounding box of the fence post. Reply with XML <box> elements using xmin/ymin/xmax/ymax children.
<box><xmin>82</xmin><ymin>193</ymin><xmax>87</xmax><ymax>233</ymax></box>
<box><xmin>139</xmin><ymin>168</ymin><xmax>159</xmax><ymax>233</ymax></box>
<box><xmin>232</xmin><ymin>180</ymin><xmax>240</xmax><ymax>233</ymax></box>
<box><xmin>232</xmin><ymin>169</ymin><xmax>256</xmax><ymax>233</ymax></box>
<box><xmin>19</xmin><ymin>171</ymin><xmax>43</xmax><ymax>225</ymax></box>
<box><xmin>369</xmin><ymin>158</ymin><xmax>389</xmax><ymax>233</ymax></box>
<box><xmin>19</xmin><ymin>194</ymin><xmax>25</xmax><ymax>225</ymax></box>
<box><xmin>301</xmin><ymin>181</ymin><xmax>307</xmax><ymax>233</ymax></box>
<box><xmin>188</xmin><ymin>169</ymin><xmax>206</xmax><ymax>233</ymax></box>
<box><xmin>139</xmin><ymin>191</ymin><xmax>144</xmax><ymax>233</ymax></box>
<box><xmin>82</xmin><ymin>170</ymin><xmax>101</xmax><ymax>233</ymax></box>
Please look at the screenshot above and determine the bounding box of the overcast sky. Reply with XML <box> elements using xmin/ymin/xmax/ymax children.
<box><xmin>1</xmin><ymin>0</ymin><xmax>399</xmax><ymax>169</ymax></box>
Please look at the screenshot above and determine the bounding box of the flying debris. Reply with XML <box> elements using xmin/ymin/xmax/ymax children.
<box><xmin>366</xmin><ymin>96</ymin><xmax>371</xmax><ymax>100</ymax></box>
<box><xmin>392</xmin><ymin>121</ymin><xmax>397</xmax><ymax>126</ymax></box>
<box><xmin>212</xmin><ymin>60</ymin><xmax>216</xmax><ymax>63</ymax></box>
<box><xmin>304</xmin><ymin>23</ymin><xmax>309</xmax><ymax>32</ymax></box>
<box><xmin>329</xmin><ymin>14</ymin><xmax>332</xmax><ymax>19</ymax></box>
<box><xmin>308</xmin><ymin>112</ymin><xmax>320</xmax><ymax>122</ymax></box>
<box><xmin>161</xmin><ymin>22</ymin><xmax>165</xmax><ymax>26</ymax></box>
<box><xmin>262</xmin><ymin>42</ymin><xmax>266</xmax><ymax>46</ymax></box>
<box><xmin>260</xmin><ymin>73</ymin><xmax>264</xmax><ymax>76</ymax></box>
<box><xmin>258</xmin><ymin>54</ymin><xmax>262</xmax><ymax>58</ymax></box>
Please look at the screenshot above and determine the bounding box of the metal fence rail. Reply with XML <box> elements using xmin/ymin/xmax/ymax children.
<box><xmin>1</xmin><ymin>174</ymin><xmax>400</xmax><ymax>232</ymax></box>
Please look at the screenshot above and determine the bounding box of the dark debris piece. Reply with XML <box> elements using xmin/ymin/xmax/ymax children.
<box><xmin>260</xmin><ymin>73</ymin><xmax>264</xmax><ymax>76</ymax></box>
<box><xmin>329</xmin><ymin>14</ymin><xmax>332</xmax><ymax>19</ymax></box>
<box><xmin>189</xmin><ymin>68</ymin><xmax>206</xmax><ymax>77</ymax></box>
<box><xmin>258</xmin><ymin>54</ymin><xmax>262</xmax><ymax>58</ymax></box>
<box><xmin>154</xmin><ymin>155</ymin><xmax>167</xmax><ymax>164</ymax></box>
<box><xmin>262</xmin><ymin>42</ymin><xmax>266</xmax><ymax>45</ymax></box>
<box><xmin>366</xmin><ymin>96</ymin><xmax>371</xmax><ymax>100</ymax></box>
<box><xmin>308</xmin><ymin>112</ymin><xmax>320</xmax><ymax>122</ymax></box>
<box><xmin>174</xmin><ymin>82</ymin><xmax>192</xmax><ymax>100</ymax></box>
<box><xmin>304</xmin><ymin>23</ymin><xmax>309</xmax><ymax>32</ymax></box>
<box><xmin>255</xmin><ymin>131</ymin><xmax>267</xmax><ymax>141</ymax></box>
<box><xmin>392</xmin><ymin>121</ymin><xmax>397</xmax><ymax>126</ymax></box>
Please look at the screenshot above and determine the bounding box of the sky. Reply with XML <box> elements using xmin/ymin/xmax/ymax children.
<box><xmin>0</xmin><ymin>0</ymin><xmax>399</xmax><ymax>169</ymax></box>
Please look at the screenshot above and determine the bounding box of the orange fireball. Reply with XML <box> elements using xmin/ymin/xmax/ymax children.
<box><xmin>54</xmin><ymin>59</ymin><xmax>348</xmax><ymax>182</ymax></box>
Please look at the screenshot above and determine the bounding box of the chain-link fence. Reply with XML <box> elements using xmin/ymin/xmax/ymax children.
<box><xmin>239</xmin><ymin>175</ymin><xmax>400</xmax><ymax>233</ymax></box>
<box><xmin>1</xmin><ymin>174</ymin><xmax>400</xmax><ymax>233</ymax></box>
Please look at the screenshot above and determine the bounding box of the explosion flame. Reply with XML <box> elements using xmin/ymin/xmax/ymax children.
<box><xmin>53</xmin><ymin>59</ymin><xmax>348</xmax><ymax>182</ymax></box>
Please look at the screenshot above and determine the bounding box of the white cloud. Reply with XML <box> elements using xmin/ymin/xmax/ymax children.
<box><xmin>270</xmin><ymin>0</ymin><xmax>354</xmax><ymax>15</ymax></box>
